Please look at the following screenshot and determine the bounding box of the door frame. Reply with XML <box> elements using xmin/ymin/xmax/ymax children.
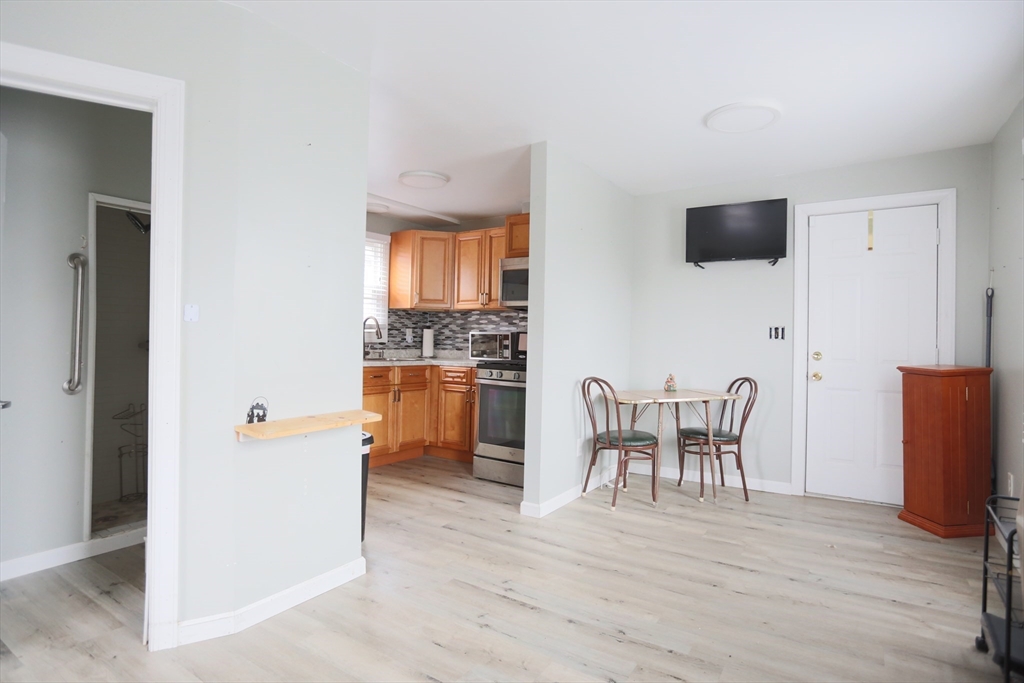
<box><xmin>790</xmin><ymin>189</ymin><xmax>956</xmax><ymax>496</ymax></box>
<box><xmin>0</xmin><ymin>42</ymin><xmax>184</xmax><ymax>651</ymax></box>
<box><xmin>83</xmin><ymin>193</ymin><xmax>151</xmax><ymax>542</ymax></box>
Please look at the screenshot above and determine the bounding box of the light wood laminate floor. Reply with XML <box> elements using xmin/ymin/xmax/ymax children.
<box><xmin>0</xmin><ymin>456</ymin><xmax>1002</xmax><ymax>682</ymax></box>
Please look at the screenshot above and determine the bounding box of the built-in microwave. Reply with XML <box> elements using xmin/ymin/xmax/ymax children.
<box><xmin>499</xmin><ymin>257</ymin><xmax>528</xmax><ymax>308</ymax></box>
<box><xmin>469</xmin><ymin>332</ymin><xmax>527</xmax><ymax>361</ymax></box>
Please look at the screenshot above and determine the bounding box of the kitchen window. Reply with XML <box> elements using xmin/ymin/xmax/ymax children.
<box><xmin>363</xmin><ymin>232</ymin><xmax>390</xmax><ymax>341</ymax></box>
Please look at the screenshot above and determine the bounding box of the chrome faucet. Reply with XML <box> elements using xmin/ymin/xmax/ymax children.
<box><xmin>362</xmin><ymin>316</ymin><xmax>383</xmax><ymax>358</ymax></box>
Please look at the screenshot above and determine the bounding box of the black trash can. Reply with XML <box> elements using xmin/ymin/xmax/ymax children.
<box><xmin>361</xmin><ymin>431</ymin><xmax>373</xmax><ymax>541</ymax></box>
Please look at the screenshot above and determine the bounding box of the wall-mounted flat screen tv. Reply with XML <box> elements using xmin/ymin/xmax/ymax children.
<box><xmin>685</xmin><ymin>198</ymin><xmax>788</xmax><ymax>264</ymax></box>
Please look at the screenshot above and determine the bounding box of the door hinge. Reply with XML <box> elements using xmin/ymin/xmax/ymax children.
<box><xmin>936</xmin><ymin>228</ymin><xmax>940</xmax><ymax>245</ymax></box>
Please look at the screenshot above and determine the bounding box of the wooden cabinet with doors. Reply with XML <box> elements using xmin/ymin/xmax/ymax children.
<box><xmin>362</xmin><ymin>365</ymin><xmax>432</xmax><ymax>465</ymax></box>
<box><xmin>389</xmin><ymin>230</ymin><xmax>454</xmax><ymax>310</ymax></box>
<box><xmin>361</xmin><ymin>367</ymin><xmax>395</xmax><ymax>458</ymax></box>
<box><xmin>453</xmin><ymin>228</ymin><xmax>506</xmax><ymax>310</ymax></box>
<box><xmin>394</xmin><ymin>366</ymin><xmax>430</xmax><ymax>450</ymax></box>
<box><xmin>897</xmin><ymin>365</ymin><xmax>993</xmax><ymax>538</ymax></box>
<box><xmin>433</xmin><ymin>366</ymin><xmax>476</xmax><ymax>453</ymax></box>
<box><xmin>504</xmin><ymin>213</ymin><xmax>530</xmax><ymax>258</ymax></box>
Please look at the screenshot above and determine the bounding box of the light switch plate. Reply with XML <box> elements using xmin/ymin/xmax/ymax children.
<box><xmin>183</xmin><ymin>304</ymin><xmax>200</xmax><ymax>322</ymax></box>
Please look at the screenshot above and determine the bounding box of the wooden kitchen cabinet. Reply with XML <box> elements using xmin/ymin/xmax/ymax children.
<box><xmin>436</xmin><ymin>383</ymin><xmax>474</xmax><ymax>451</ymax></box>
<box><xmin>504</xmin><ymin>213</ymin><xmax>529</xmax><ymax>258</ymax></box>
<box><xmin>362</xmin><ymin>365</ymin><xmax>432</xmax><ymax>463</ymax></box>
<box><xmin>453</xmin><ymin>230</ymin><xmax>485</xmax><ymax>309</ymax></box>
<box><xmin>453</xmin><ymin>228</ymin><xmax>507</xmax><ymax>310</ymax></box>
<box><xmin>361</xmin><ymin>384</ymin><xmax>394</xmax><ymax>458</ymax></box>
<box><xmin>897</xmin><ymin>365</ymin><xmax>993</xmax><ymax>538</ymax></box>
<box><xmin>432</xmin><ymin>366</ymin><xmax>476</xmax><ymax>457</ymax></box>
<box><xmin>389</xmin><ymin>230</ymin><xmax>454</xmax><ymax>310</ymax></box>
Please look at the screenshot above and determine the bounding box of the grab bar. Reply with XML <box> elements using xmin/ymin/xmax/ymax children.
<box><xmin>62</xmin><ymin>253</ymin><xmax>87</xmax><ymax>395</ymax></box>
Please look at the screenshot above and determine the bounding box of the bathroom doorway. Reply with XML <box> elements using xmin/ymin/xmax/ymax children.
<box><xmin>87</xmin><ymin>197</ymin><xmax>152</xmax><ymax>538</ymax></box>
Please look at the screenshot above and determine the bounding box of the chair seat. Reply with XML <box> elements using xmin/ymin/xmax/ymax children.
<box><xmin>597</xmin><ymin>429</ymin><xmax>658</xmax><ymax>447</ymax></box>
<box><xmin>679</xmin><ymin>427</ymin><xmax>739</xmax><ymax>442</ymax></box>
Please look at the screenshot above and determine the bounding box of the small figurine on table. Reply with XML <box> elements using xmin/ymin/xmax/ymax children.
<box><xmin>664</xmin><ymin>374</ymin><xmax>677</xmax><ymax>392</ymax></box>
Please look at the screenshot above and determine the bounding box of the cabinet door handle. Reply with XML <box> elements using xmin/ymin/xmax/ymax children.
<box><xmin>369</xmin><ymin>374</ymin><xmax>384</xmax><ymax>379</ymax></box>
<box><xmin>396</xmin><ymin>387</ymin><xmax>402</xmax><ymax>402</ymax></box>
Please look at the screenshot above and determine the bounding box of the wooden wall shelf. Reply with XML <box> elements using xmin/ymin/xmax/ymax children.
<box><xmin>234</xmin><ymin>410</ymin><xmax>382</xmax><ymax>442</ymax></box>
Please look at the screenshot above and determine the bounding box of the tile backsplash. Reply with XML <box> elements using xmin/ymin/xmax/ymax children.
<box><xmin>367</xmin><ymin>309</ymin><xmax>528</xmax><ymax>352</ymax></box>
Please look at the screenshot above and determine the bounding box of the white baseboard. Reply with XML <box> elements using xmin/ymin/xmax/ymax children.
<box><xmin>626</xmin><ymin>460</ymin><xmax>792</xmax><ymax>496</ymax></box>
<box><xmin>520</xmin><ymin>483</ymin><xmax>584</xmax><ymax>518</ymax></box>
<box><xmin>177</xmin><ymin>556</ymin><xmax>366</xmax><ymax>646</ymax></box>
<box><xmin>0</xmin><ymin>527</ymin><xmax>146</xmax><ymax>582</ymax></box>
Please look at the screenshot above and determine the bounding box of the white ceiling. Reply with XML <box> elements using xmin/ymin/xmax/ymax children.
<box><xmin>229</xmin><ymin>1</ymin><xmax>1024</xmax><ymax>223</ymax></box>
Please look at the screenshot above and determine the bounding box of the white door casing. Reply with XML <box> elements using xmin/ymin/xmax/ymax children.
<box><xmin>805</xmin><ymin>206</ymin><xmax>938</xmax><ymax>504</ymax></box>
<box><xmin>0</xmin><ymin>42</ymin><xmax>184</xmax><ymax>651</ymax></box>
<box><xmin>792</xmin><ymin>189</ymin><xmax>956</xmax><ymax>499</ymax></box>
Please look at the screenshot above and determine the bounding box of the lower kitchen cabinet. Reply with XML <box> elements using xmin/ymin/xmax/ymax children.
<box><xmin>436</xmin><ymin>383</ymin><xmax>474</xmax><ymax>451</ymax></box>
<box><xmin>395</xmin><ymin>383</ymin><xmax>430</xmax><ymax>450</ymax></box>
<box><xmin>361</xmin><ymin>384</ymin><xmax>394</xmax><ymax>458</ymax></box>
<box><xmin>362</xmin><ymin>364</ymin><xmax>477</xmax><ymax>467</ymax></box>
<box><xmin>362</xmin><ymin>365</ymin><xmax>432</xmax><ymax>463</ymax></box>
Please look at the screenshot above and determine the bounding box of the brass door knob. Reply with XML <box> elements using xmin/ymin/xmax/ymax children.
<box><xmin>811</xmin><ymin>372</ymin><xmax>823</xmax><ymax>381</ymax></box>
<box><xmin>812</xmin><ymin>351</ymin><xmax>822</xmax><ymax>361</ymax></box>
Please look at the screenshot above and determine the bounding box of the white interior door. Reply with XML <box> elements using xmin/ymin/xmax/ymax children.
<box><xmin>0</xmin><ymin>99</ymin><xmax>91</xmax><ymax>562</ymax></box>
<box><xmin>805</xmin><ymin>205</ymin><xmax>938</xmax><ymax>505</ymax></box>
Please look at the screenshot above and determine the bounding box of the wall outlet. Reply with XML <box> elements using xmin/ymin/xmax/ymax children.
<box><xmin>405</xmin><ymin>328</ymin><xmax>413</xmax><ymax>343</ymax></box>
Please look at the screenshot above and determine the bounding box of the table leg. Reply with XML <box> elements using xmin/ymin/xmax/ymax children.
<box><xmin>654</xmin><ymin>403</ymin><xmax>664</xmax><ymax>505</ymax></box>
<box><xmin>630</xmin><ymin>405</ymin><xmax>638</xmax><ymax>430</ymax></box>
<box><xmin>705</xmin><ymin>400</ymin><xmax>717</xmax><ymax>503</ymax></box>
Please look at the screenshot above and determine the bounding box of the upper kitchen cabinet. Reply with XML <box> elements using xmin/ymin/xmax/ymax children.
<box><xmin>504</xmin><ymin>213</ymin><xmax>530</xmax><ymax>258</ymax></box>
<box><xmin>389</xmin><ymin>230</ymin><xmax>454</xmax><ymax>310</ymax></box>
<box><xmin>454</xmin><ymin>228</ymin><xmax>507</xmax><ymax>310</ymax></box>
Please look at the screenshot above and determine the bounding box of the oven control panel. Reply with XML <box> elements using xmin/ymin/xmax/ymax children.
<box><xmin>478</xmin><ymin>368</ymin><xmax>526</xmax><ymax>383</ymax></box>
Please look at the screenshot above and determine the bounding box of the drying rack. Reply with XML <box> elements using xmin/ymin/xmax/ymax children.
<box><xmin>112</xmin><ymin>403</ymin><xmax>147</xmax><ymax>503</ymax></box>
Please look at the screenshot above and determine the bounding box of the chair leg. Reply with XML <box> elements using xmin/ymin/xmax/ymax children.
<box><xmin>736</xmin><ymin>445</ymin><xmax>749</xmax><ymax>502</ymax></box>
<box><xmin>698</xmin><ymin>442</ymin><xmax>706</xmax><ymax>502</ymax></box>
<box><xmin>581</xmin><ymin>444</ymin><xmax>600</xmax><ymax>497</ymax></box>
<box><xmin>611</xmin><ymin>450</ymin><xmax>625</xmax><ymax>510</ymax></box>
<box><xmin>651</xmin><ymin>446</ymin><xmax>658</xmax><ymax>507</ymax></box>
<box><xmin>622</xmin><ymin>456</ymin><xmax>629</xmax><ymax>492</ymax></box>
<box><xmin>717</xmin><ymin>445</ymin><xmax>726</xmax><ymax>486</ymax></box>
<box><xmin>676</xmin><ymin>435</ymin><xmax>685</xmax><ymax>486</ymax></box>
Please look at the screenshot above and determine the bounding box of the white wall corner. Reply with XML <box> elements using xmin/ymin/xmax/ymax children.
<box><xmin>177</xmin><ymin>556</ymin><xmax>367</xmax><ymax>647</ymax></box>
<box><xmin>520</xmin><ymin>483</ymin><xmax>583</xmax><ymax>518</ymax></box>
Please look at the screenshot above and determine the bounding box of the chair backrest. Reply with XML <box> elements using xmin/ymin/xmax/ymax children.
<box><xmin>718</xmin><ymin>377</ymin><xmax>758</xmax><ymax>439</ymax></box>
<box><xmin>582</xmin><ymin>377</ymin><xmax>623</xmax><ymax>444</ymax></box>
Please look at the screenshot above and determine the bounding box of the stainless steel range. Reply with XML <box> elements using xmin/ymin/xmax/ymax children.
<box><xmin>470</xmin><ymin>333</ymin><xmax>526</xmax><ymax>487</ymax></box>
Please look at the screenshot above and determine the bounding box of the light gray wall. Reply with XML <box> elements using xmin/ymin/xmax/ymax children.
<box><xmin>1</xmin><ymin>1</ymin><xmax>369</xmax><ymax>621</ymax></box>
<box><xmin>989</xmin><ymin>100</ymin><xmax>1024</xmax><ymax>496</ymax></box>
<box><xmin>524</xmin><ymin>142</ymin><xmax>634</xmax><ymax>506</ymax></box>
<box><xmin>93</xmin><ymin>206</ymin><xmax>151</xmax><ymax>505</ymax></box>
<box><xmin>0</xmin><ymin>87</ymin><xmax>151</xmax><ymax>561</ymax></box>
<box><xmin>630</xmin><ymin>144</ymin><xmax>994</xmax><ymax>486</ymax></box>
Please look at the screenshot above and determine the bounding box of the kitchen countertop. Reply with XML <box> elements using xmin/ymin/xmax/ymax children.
<box><xmin>363</xmin><ymin>358</ymin><xmax>479</xmax><ymax>368</ymax></box>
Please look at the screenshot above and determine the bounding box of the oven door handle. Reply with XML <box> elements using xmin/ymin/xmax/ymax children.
<box><xmin>476</xmin><ymin>378</ymin><xmax>526</xmax><ymax>388</ymax></box>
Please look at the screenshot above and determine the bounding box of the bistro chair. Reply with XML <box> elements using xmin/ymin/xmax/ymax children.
<box><xmin>676</xmin><ymin>377</ymin><xmax>757</xmax><ymax>502</ymax></box>
<box><xmin>581</xmin><ymin>377</ymin><xmax>660</xmax><ymax>510</ymax></box>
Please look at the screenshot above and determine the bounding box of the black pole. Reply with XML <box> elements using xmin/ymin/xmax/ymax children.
<box><xmin>985</xmin><ymin>287</ymin><xmax>994</xmax><ymax>494</ymax></box>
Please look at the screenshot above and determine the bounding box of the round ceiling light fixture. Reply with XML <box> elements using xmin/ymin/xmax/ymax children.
<box><xmin>704</xmin><ymin>103</ymin><xmax>781</xmax><ymax>133</ymax></box>
<box><xmin>366</xmin><ymin>202</ymin><xmax>390</xmax><ymax>214</ymax></box>
<box><xmin>398</xmin><ymin>170</ymin><xmax>450</xmax><ymax>189</ymax></box>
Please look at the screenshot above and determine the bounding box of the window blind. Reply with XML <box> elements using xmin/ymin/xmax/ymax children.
<box><xmin>363</xmin><ymin>233</ymin><xmax>390</xmax><ymax>342</ymax></box>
